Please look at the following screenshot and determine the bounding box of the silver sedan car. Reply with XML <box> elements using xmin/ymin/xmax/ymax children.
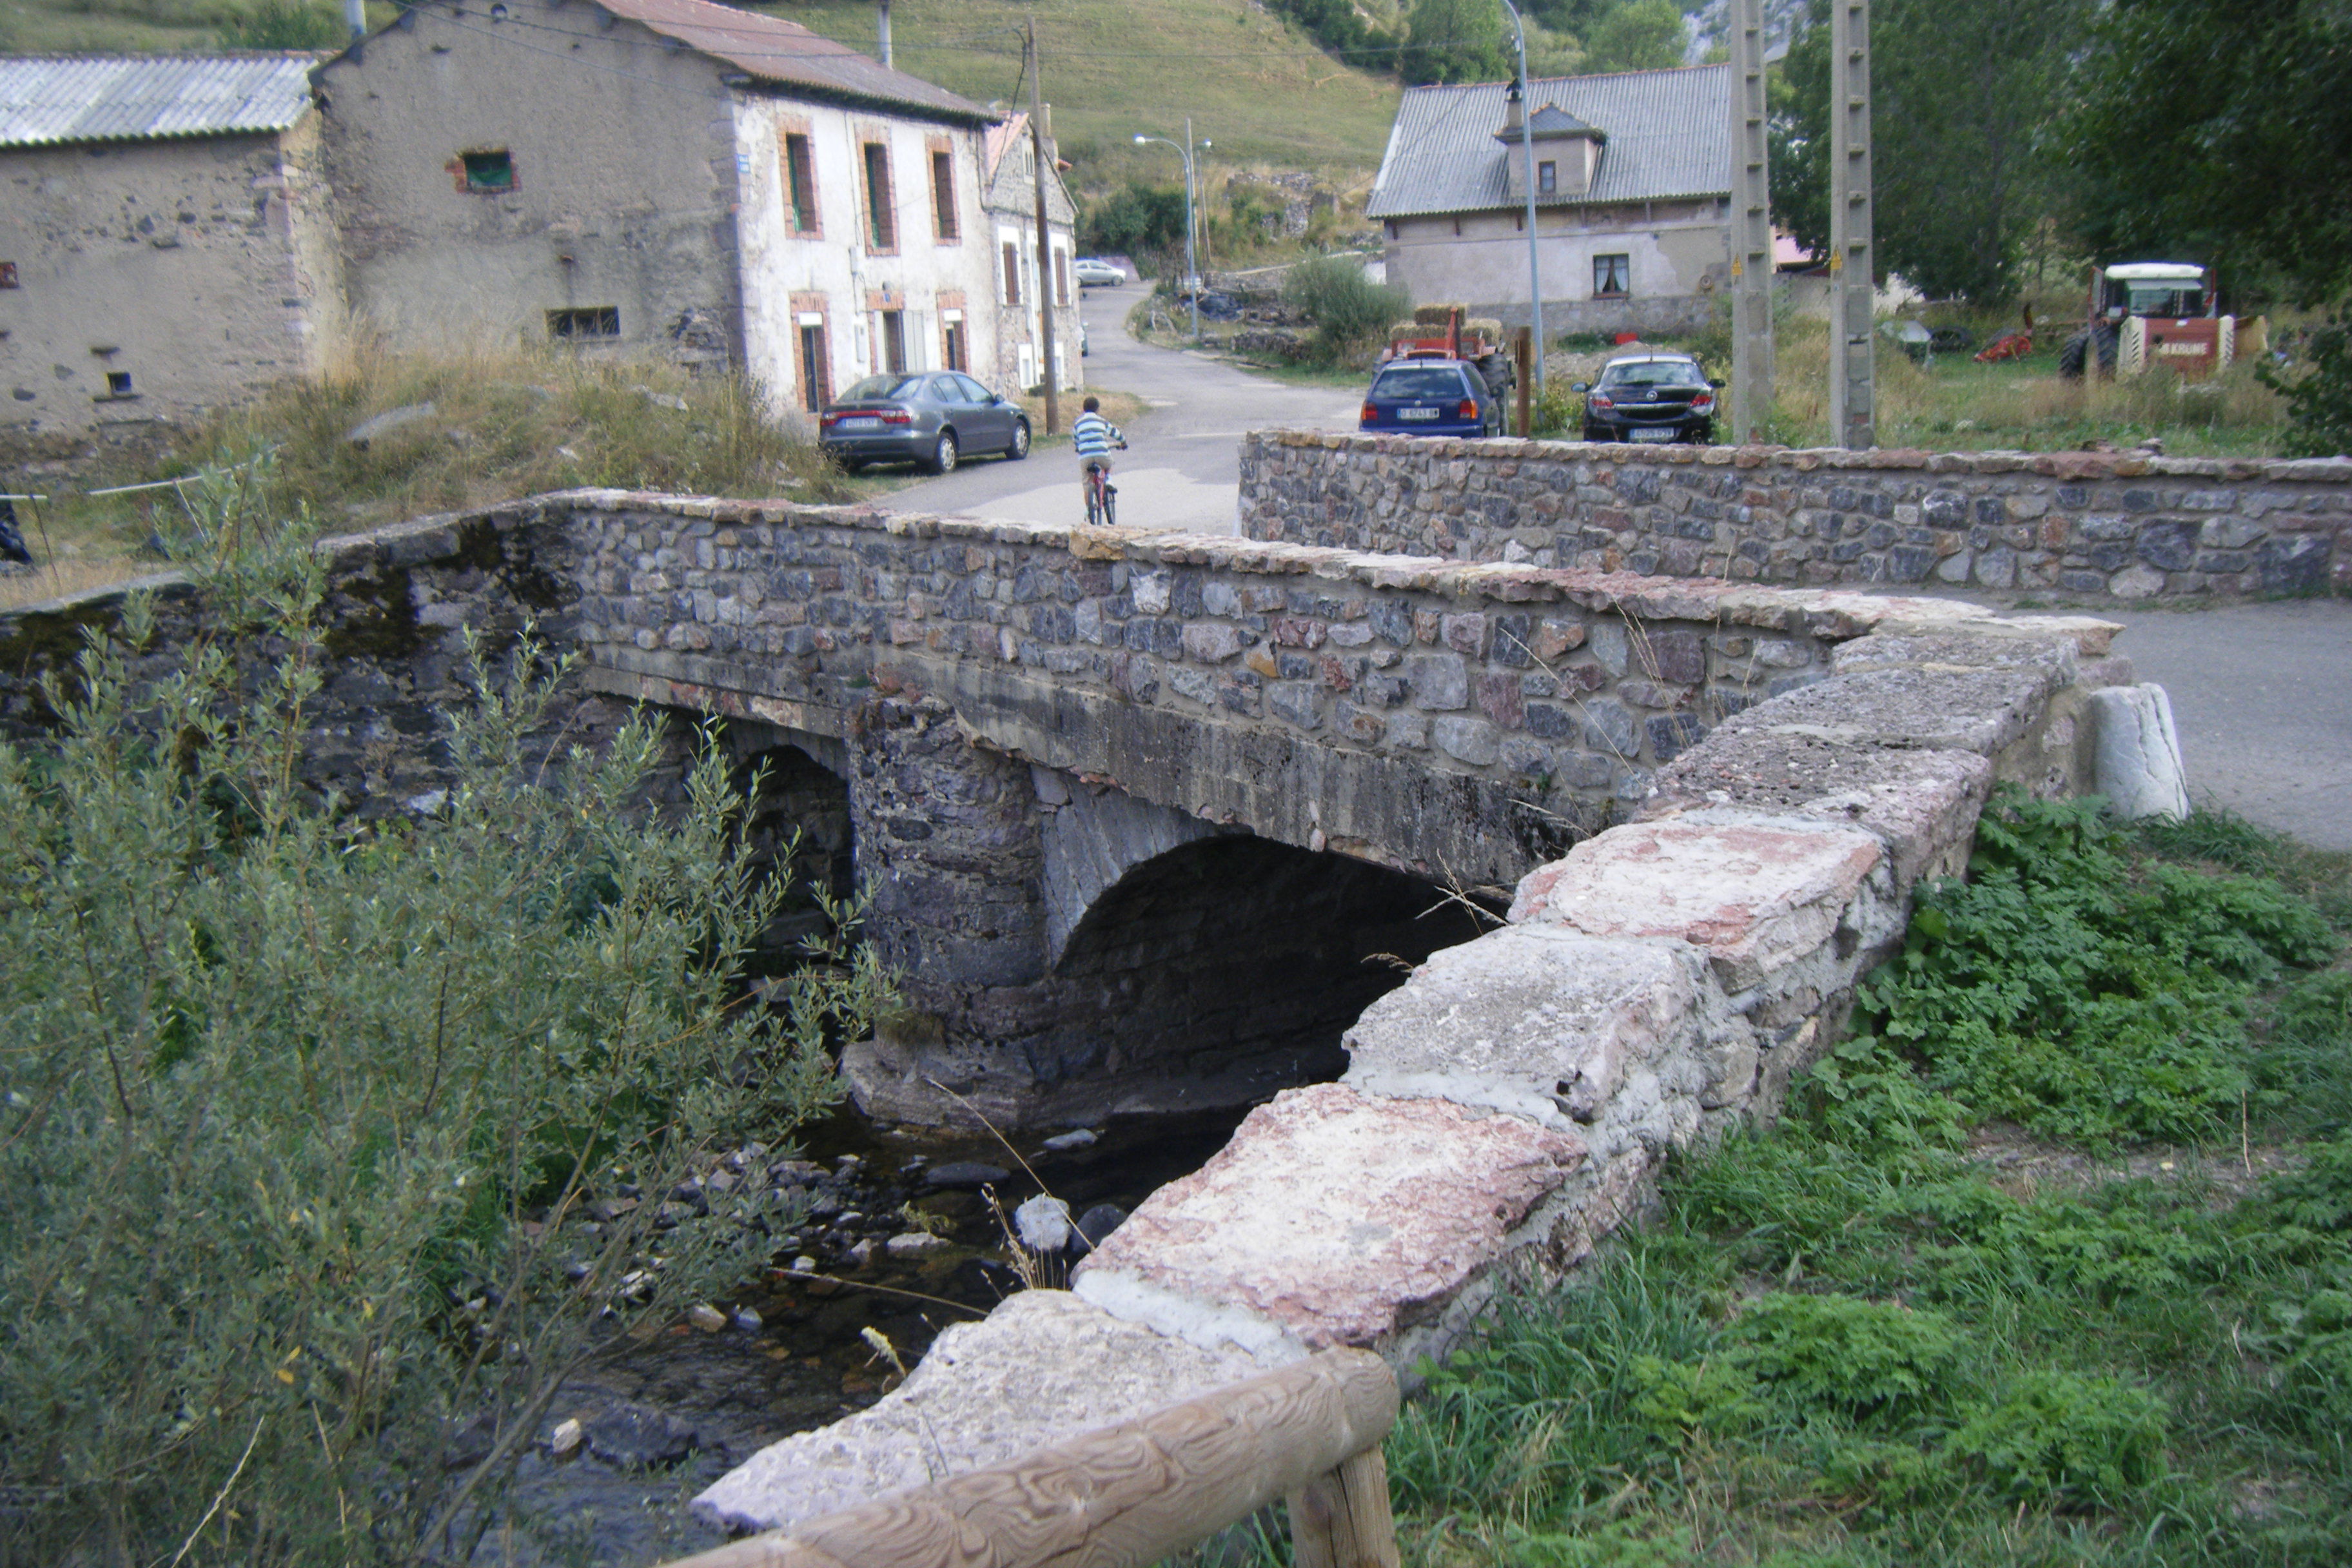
<box><xmin>818</xmin><ymin>372</ymin><xmax>1033</xmax><ymax>474</ymax></box>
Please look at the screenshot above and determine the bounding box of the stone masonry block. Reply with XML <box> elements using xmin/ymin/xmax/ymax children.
<box><xmin>1074</xmin><ymin>1084</ymin><xmax>1583</xmax><ymax>1351</ymax></box>
<box><xmin>692</xmin><ymin>1290</ymin><xmax>1267</xmax><ymax>1534</ymax></box>
<box><xmin>1344</xmin><ymin>925</ymin><xmax>1716</xmax><ymax>1128</ymax></box>
<box><xmin>1509</xmin><ymin>817</ymin><xmax>1886</xmax><ymax>992</ymax></box>
<box><xmin>1714</xmin><ymin>663</ymin><xmax>2061</xmax><ymax>756</ymax></box>
<box><xmin>1638</xmin><ymin>730</ymin><xmax>1994</xmax><ymax>887</ymax></box>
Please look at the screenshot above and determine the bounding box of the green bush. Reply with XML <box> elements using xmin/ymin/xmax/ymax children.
<box><xmin>1726</xmin><ymin>1292</ymin><xmax>1965</xmax><ymax>1420</ymax></box>
<box><xmin>0</xmin><ymin>476</ymin><xmax>885</xmax><ymax>1562</ymax></box>
<box><xmin>1282</xmin><ymin>255</ymin><xmax>1409</xmax><ymax>368</ymax></box>
<box><xmin>1853</xmin><ymin>791</ymin><xmax>2335</xmax><ymax>1146</ymax></box>
<box><xmin>1945</xmin><ymin>1371</ymin><xmax>2170</xmax><ymax>1505</ymax></box>
<box><xmin>1081</xmin><ymin>182</ymin><xmax>1189</xmax><ymax>264</ymax></box>
<box><xmin>2259</xmin><ymin>310</ymin><xmax>2352</xmax><ymax>458</ymax></box>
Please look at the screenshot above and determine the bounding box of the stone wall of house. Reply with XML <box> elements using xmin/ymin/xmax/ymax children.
<box><xmin>1239</xmin><ymin>430</ymin><xmax>2352</xmax><ymax>600</ymax></box>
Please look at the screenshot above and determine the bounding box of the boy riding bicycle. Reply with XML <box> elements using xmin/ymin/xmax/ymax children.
<box><xmin>1073</xmin><ymin>395</ymin><xmax>1125</xmax><ymax>522</ymax></box>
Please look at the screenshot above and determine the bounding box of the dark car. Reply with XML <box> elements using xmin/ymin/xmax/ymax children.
<box><xmin>819</xmin><ymin>372</ymin><xmax>1032</xmax><ymax>474</ymax></box>
<box><xmin>1576</xmin><ymin>353</ymin><xmax>1721</xmax><ymax>444</ymax></box>
<box><xmin>1358</xmin><ymin>357</ymin><xmax>1503</xmax><ymax>438</ymax></box>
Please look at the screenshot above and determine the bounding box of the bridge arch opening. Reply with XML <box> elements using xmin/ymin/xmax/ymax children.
<box><xmin>709</xmin><ymin>722</ymin><xmax>854</xmax><ymax>974</ymax></box>
<box><xmin>1044</xmin><ymin>834</ymin><xmax>1494</xmax><ymax>1111</ymax></box>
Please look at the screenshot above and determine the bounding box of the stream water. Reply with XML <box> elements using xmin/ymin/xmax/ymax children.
<box><xmin>463</xmin><ymin>1101</ymin><xmax>1253</xmax><ymax>1567</ymax></box>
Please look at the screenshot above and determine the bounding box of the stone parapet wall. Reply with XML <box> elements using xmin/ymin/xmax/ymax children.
<box><xmin>564</xmin><ymin>491</ymin><xmax>2121</xmax><ymax>872</ymax></box>
<box><xmin>1239</xmin><ymin>429</ymin><xmax>2352</xmax><ymax>601</ymax></box>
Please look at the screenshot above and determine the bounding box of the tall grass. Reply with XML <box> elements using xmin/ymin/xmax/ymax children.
<box><xmin>1</xmin><ymin>344</ymin><xmax>840</xmax><ymax>611</ymax></box>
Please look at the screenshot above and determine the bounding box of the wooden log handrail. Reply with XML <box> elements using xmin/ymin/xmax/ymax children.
<box><xmin>657</xmin><ymin>1348</ymin><xmax>1401</xmax><ymax>1568</ymax></box>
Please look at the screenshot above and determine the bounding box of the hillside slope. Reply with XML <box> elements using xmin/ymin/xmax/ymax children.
<box><xmin>1</xmin><ymin>0</ymin><xmax>1401</xmax><ymax>174</ymax></box>
<box><xmin>767</xmin><ymin>0</ymin><xmax>1400</xmax><ymax>172</ymax></box>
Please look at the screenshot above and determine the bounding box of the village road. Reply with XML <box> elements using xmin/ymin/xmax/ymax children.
<box><xmin>883</xmin><ymin>280</ymin><xmax>1360</xmax><ymax>533</ymax></box>
<box><xmin>2103</xmin><ymin>597</ymin><xmax>2352</xmax><ymax>850</ymax></box>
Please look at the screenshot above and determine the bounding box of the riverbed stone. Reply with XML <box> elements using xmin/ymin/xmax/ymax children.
<box><xmin>691</xmin><ymin>1289</ymin><xmax>1267</xmax><ymax>1533</ymax></box>
<box><xmin>1073</xmin><ymin>1083</ymin><xmax>1583</xmax><ymax>1353</ymax></box>
<box><xmin>1508</xmin><ymin>816</ymin><xmax>1888</xmax><ymax>993</ymax></box>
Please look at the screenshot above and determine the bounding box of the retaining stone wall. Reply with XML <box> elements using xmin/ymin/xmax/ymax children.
<box><xmin>1239</xmin><ymin>429</ymin><xmax>2352</xmax><ymax>600</ymax></box>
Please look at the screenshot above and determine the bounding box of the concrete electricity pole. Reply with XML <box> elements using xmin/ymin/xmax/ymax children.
<box><xmin>1500</xmin><ymin>0</ymin><xmax>1544</xmax><ymax>392</ymax></box>
<box><xmin>1026</xmin><ymin>18</ymin><xmax>1060</xmax><ymax>435</ymax></box>
<box><xmin>1727</xmin><ymin>0</ymin><xmax>1774</xmax><ymax>444</ymax></box>
<box><xmin>1828</xmin><ymin>0</ymin><xmax>1876</xmax><ymax>448</ymax></box>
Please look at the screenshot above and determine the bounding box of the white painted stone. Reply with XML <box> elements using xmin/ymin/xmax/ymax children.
<box><xmin>1509</xmin><ymin>816</ymin><xmax>1887</xmax><ymax>992</ymax></box>
<box><xmin>692</xmin><ymin>1291</ymin><xmax>1268</xmax><ymax>1533</ymax></box>
<box><xmin>1075</xmin><ymin>1084</ymin><xmax>1583</xmax><ymax>1351</ymax></box>
<box><xmin>2090</xmin><ymin>683</ymin><xmax>2190</xmax><ymax>821</ymax></box>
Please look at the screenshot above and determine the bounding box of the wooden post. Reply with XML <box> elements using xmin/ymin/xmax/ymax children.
<box><xmin>658</xmin><ymin>1349</ymin><xmax>1398</xmax><ymax>1568</ymax></box>
<box><xmin>1025</xmin><ymin>18</ymin><xmax>1060</xmax><ymax>435</ymax></box>
<box><xmin>1288</xmin><ymin>1445</ymin><xmax>1402</xmax><ymax>1568</ymax></box>
<box><xmin>1514</xmin><ymin>327</ymin><xmax>1533</xmax><ymax>438</ymax></box>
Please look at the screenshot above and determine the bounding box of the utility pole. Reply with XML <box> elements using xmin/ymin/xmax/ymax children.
<box><xmin>1133</xmin><ymin>126</ymin><xmax>1201</xmax><ymax>343</ymax></box>
<box><xmin>1500</xmin><ymin>0</ymin><xmax>1544</xmax><ymax>392</ymax></box>
<box><xmin>1727</xmin><ymin>0</ymin><xmax>1773</xmax><ymax>445</ymax></box>
<box><xmin>1828</xmin><ymin>0</ymin><xmax>1876</xmax><ymax>448</ymax></box>
<box><xmin>1025</xmin><ymin>18</ymin><xmax>1060</xmax><ymax>435</ymax></box>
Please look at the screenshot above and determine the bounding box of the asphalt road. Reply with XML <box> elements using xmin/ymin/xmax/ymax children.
<box><xmin>2103</xmin><ymin>597</ymin><xmax>2352</xmax><ymax>850</ymax></box>
<box><xmin>881</xmin><ymin>289</ymin><xmax>2349</xmax><ymax>851</ymax></box>
<box><xmin>884</xmin><ymin>280</ymin><xmax>1361</xmax><ymax>534</ymax></box>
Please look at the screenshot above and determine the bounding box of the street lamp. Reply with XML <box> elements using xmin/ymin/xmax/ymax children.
<box><xmin>1134</xmin><ymin>120</ymin><xmax>1208</xmax><ymax>343</ymax></box>
<box><xmin>1499</xmin><ymin>0</ymin><xmax>1544</xmax><ymax>392</ymax></box>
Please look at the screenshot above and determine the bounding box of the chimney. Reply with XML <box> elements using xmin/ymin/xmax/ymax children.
<box><xmin>1501</xmin><ymin>80</ymin><xmax>1524</xmax><ymax>140</ymax></box>
<box><xmin>877</xmin><ymin>0</ymin><xmax>892</xmax><ymax>66</ymax></box>
<box><xmin>344</xmin><ymin>0</ymin><xmax>366</xmax><ymax>39</ymax></box>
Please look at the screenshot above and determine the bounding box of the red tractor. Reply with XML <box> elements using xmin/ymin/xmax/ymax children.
<box><xmin>2059</xmin><ymin>262</ymin><xmax>2261</xmax><ymax>380</ymax></box>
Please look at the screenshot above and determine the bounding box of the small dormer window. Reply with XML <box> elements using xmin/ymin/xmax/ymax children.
<box><xmin>1538</xmin><ymin>161</ymin><xmax>1557</xmax><ymax>195</ymax></box>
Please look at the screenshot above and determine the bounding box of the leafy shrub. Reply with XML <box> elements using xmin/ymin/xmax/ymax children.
<box><xmin>2259</xmin><ymin>309</ymin><xmax>2352</xmax><ymax>458</ymax></box>
<box><xmin>1726</xmin><ymin>1292</ymin><xmax>1965</xmax><ymax>1420</ymax></box>
<box><xmin>2254</xmin><ymin>1281</ymin><xmax>2352</xmax><ymax>1431</ymax></box>
<box><xmin>1282</xmin><ymin>255</ymin><xmax>1411</xmax><ymax>368</ymax></box>
<box><xmin>0</xmin><ymin>484</ymin><xmax>884</xmax><ymax>1562</ymax></box>
<box><xmin>1856</xmin><ymin>791</ymin><xmax>2335</xmax><ymax>1146</ymax></box>
<box><xmin>1945</xmin><ymin>1371</ymin><xmax>2170</xmax><ymax>1504</ymax></box>
<box><xmin>2266</xmin><ymin>1137</ymin><xmax>2352</xmax><ymax>1234</ymax></box>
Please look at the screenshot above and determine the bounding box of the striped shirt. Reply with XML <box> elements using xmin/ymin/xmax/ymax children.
<box><xmin>1073</xmin><ymin>411</ymin><xmax>1122</xmax><ymax>457</ymax></box>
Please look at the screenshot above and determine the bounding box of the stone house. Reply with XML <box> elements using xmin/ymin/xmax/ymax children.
<box><xmin>979</xmin><ymin>112</ymin><xmax>1081</xmax><ymax>394</ymax></box>
<box><xmin>1367</xmin><ymin>65</ymin><xmax>1730</xmax><ymax>338</ymax></box>
<box><xmin>0</xmin><ymin>53</ymin><xmax>347</xmax><ymax>432</ymax></box>
<box><xmin>312</xmin><ymin>0</ymin><xmax>1078</xmax><ymax>414</ymax></box>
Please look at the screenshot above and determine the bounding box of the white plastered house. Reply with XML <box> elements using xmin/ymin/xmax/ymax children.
<box><xmin>1367</xmin><ymin>65</ymin><xmax>1732</xmax><ymax>338</ymax></box>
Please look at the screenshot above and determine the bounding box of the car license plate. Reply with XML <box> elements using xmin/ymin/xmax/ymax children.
<box><xmin>1630</xmin><ymin>426</ymin><xmax>1677</xmax><ymax>442</ymax></box>
<box><xmin>1399</xmin><ymin>407</ymin><xmax>1440</xmax><ymax>421</ymax></box>
<box><xmin>838</xmin><ymin>416</ymin><xmax>882</xmax><ymax>431</ymax></box>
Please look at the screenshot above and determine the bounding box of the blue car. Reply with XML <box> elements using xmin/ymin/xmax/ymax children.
<box><xmin>1358</xmin><ymin>358</ymin><xmax>1502</xmax><ymax>438</ymax></box>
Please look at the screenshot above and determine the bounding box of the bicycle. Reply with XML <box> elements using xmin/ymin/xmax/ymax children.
<box><xmin>1082</xmin><ymin>441</ymin><xmax>1126</xmax><ymax>527</ymax></box>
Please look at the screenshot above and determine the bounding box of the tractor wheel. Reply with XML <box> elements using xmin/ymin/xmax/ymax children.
<box><xmin>2093</xmin><ymin>322</ymin><xmax>2120</xmax><ymax>374</ymax></box>
<box><xmin>2059</xmin><ymin>330</ymin><xmax>2090</xmax><ymax>380</ymax></box>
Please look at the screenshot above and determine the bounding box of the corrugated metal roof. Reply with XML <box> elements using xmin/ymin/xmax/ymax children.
<box><xmin>1368</xmin><ymin>64</ymin><xmax>1728</xmax><ymax>219</ymax></box>
<box><xmin>0</xmin><ymin>54</ymin><xmax>320</xmax><ymax>148</ymax></box>
<box><xmin>589</xmin><ymin>0</ymin><xmax>987</xmax><ymax>122</ymax></box>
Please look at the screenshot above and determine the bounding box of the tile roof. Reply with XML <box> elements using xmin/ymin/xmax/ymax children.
<box><xmin>1367</xmin><ymin>64</ymin><xmax>1728</xmax><ymax>219</ymax></box>
<box><xmin>0</xmin><ymin>53</ymin><xmax>320</xmax><ymax>148</ymax></box>
<box><xmin>587</xmin><ymin>0</ymin><xmax>988</xmax><ymax>122</ymax></box>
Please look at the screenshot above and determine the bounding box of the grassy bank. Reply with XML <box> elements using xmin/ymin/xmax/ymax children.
<box><xmin>1</xmin><ymin>347</ymin><xmax>847</xmax><ymax>611</ymax></box>
<box><xmin>1378</xmin><ymin>799</ymin><xmax>2352</xmax><ymax>1567</ymax></box>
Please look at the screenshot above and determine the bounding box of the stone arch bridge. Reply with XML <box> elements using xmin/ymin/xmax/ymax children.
<box><xmin>0</xmin><ymin>489</ymin><xmax>2119</xmax><ymax>1130</ymax></box>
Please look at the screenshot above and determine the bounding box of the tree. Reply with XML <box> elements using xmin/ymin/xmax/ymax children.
<box><xmin>1772</xmin><ymin>0</ymin><xmax>2092</xmax><ymax>302</ymax></box>
<box><xmin>1398</xmin><ymin>0</ymin><xmax>1511</xmax><ymax>86</ymax></box>
<box><xmin>1583</xmin><ymin>0</ymin><xmax>1689</xmax><ymax>72</ymax></box>
<box><xmin>2064</xmin><ymin>0</ymin><xmax>2352</xmax><ymax>306</ymax></box>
